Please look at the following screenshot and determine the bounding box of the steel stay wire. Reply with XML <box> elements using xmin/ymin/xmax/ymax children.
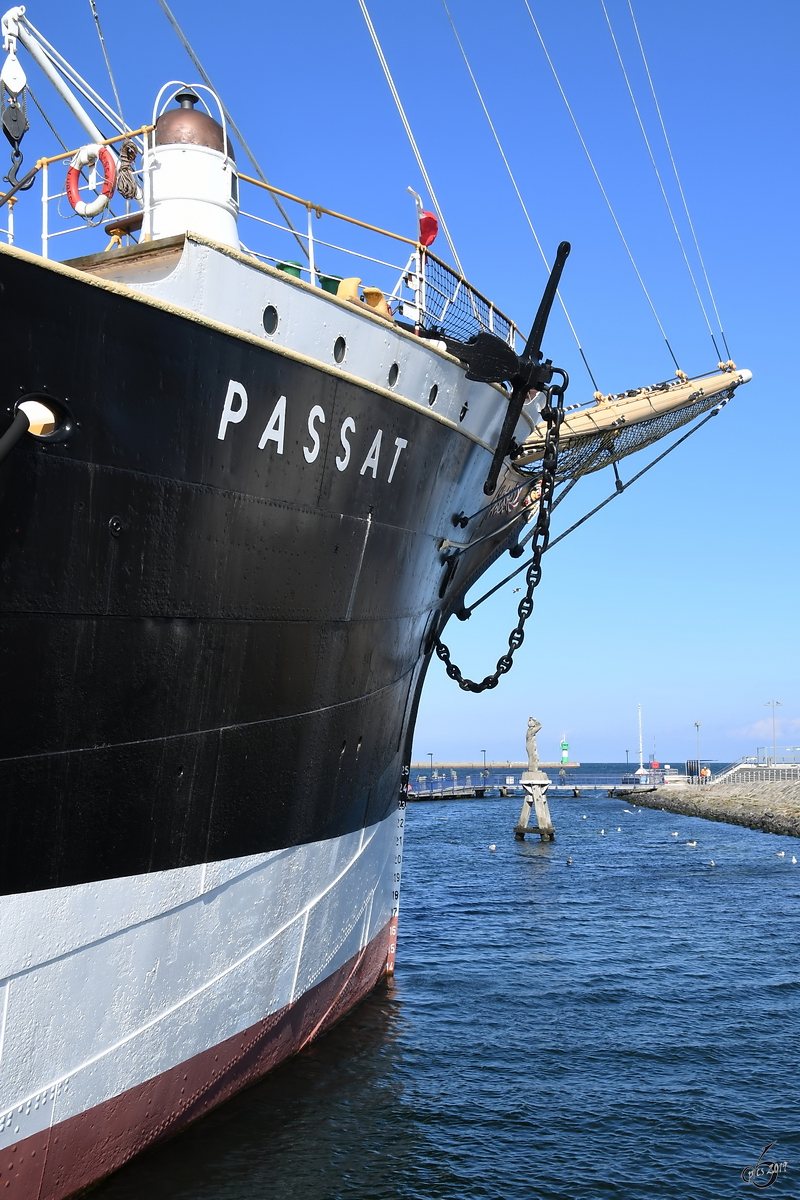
<box><xmin>522</xmin><ymin>0</ymin><xmax>681</xmax><ymax>374</ymax></box>
<box><xmin>87</xmin><ymin>0</ymin><xmax>125</xmax><ymax>126</ymax></box>
<box><xmin>27</xmin><ymin>85</ymin><xmax>68</xmax><ymax>151</ymax></box>
<box><xmin>155</xmin><ymin>0</ymin><xmax>309</xmax><ymax>262</ymax></box>
<box><xmin>626</xmin><ymin>0</ymin><xmax>731</xmax><ymax>360</ymax></box>
<box><xmin>440</xmin><ymin>0</ymin><xmax>601</xmax><ymax>392</ymax></box>
<box><xmin>599</xmin><ymin>0</ymin><xmax>723</xmax><ymax>363</ymax></box>
<box><xmin>456</xmin><ymin>396</ymin><xmax>732</xmax><ymax>619</ymax></box>
<box><xmin>356</xmin><ymin>0</ymin><xmax>465</xmax><ymax>276</ymax></box>
<box><xmin>21</xmin><ymin>16</ymin><xmax>129</xmax><ymax>136</ymax></box>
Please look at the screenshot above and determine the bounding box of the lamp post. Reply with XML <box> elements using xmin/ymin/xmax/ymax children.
<box><xmin>428</xmin><ymin>751</ymin><xmax>433</xmax><ymax>774</ymax></box>
<box><xmin>625</xmin><ymin>749</ymin><xmax>629</xmax><ymax>765</ymax></box>
<box><xmin>481</xmin><ymin>748</ymin><xmax>487</xmax><ymax>778</ymax></box>
<box><xmin>765</xmin><ymin>701</ymin><xmax>782</xmax><ymax>765</ymax></box>
<box><xmin>695</xmin><ymin>722</ymin><xmax>701</xmax><ymax>781</ymax></box>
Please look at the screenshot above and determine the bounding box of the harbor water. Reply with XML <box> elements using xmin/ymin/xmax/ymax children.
<box><xmin>94</xmin><ymin>788</ymin><xmax>800</xmax><ymax>1199</ymax></box>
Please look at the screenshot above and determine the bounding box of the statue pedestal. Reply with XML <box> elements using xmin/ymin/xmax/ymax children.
<box><xmin>514</xmin><ymin>772</ymin><xmax>555</xmax><ymax>842</ymax></box>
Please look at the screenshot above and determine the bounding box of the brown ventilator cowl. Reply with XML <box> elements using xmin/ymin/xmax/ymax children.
<box><xmin>154</xmin><ymin>90</ymin><xmax>235</xmax><ymax>159</ymax></box>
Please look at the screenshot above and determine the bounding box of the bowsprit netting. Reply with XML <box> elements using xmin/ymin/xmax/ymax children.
<box><xmin>518</xmin><ymin>385</ymin><xmax>737</xmax><ymax>483</ymax></box>
<box><xmin>422</xmin><ymin>253</ymin><xmax>516</xmax><ymax>345</ymax></box>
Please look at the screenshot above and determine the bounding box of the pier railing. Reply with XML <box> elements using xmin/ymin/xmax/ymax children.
<box><xmin>708</xmin><ymin>761</ymin><xmax>800</xmax><ymax>786</ymax></box>
<box><xmin>408</xmin><ymin>770</ymin><xmax>680</xmax><ymax>798</ymax></box>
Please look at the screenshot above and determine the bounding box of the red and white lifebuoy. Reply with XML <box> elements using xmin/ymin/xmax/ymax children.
<box><xmin>65</xmin><ymin>144</ymin><xmax>116</xmax><ymax>217</ymax></box>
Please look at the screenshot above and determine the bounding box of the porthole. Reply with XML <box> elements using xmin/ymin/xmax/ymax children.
<box><xmin>15</xmin><ymin>393</ymin><xmax>74</xmax><ymax>443</ymax></box>
<box><xmin>428</xmin><ymin>383</ymin><xmax>438</xmax><ymax>406</ymax></box>
<box><xmin>333</xmin><ymin>336</ymin><xmax>346</xmax><ymax>363</ymax></box>
<box><xmin>262</xmin><ymin>305</ymin><xmax>278</xmax><ymax>335</ymax></box>
<box><xmin>388</xmin><ymin>362</ymin><xmax>399</xmax><ymax>388</ymax></box>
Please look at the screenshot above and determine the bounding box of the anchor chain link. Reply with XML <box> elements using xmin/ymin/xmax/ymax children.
<box><xmin>434</xmin><ymin>370</ymin><xmax>568</xmax><ymax>692</ymax></box>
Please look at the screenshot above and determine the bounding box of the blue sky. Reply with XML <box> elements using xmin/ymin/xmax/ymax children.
<box><xmin>6</xmin><ymin>0</ymin><xmax>798</xmax><ymax>764</ymax></box>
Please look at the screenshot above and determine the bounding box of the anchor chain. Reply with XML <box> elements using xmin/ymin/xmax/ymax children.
<box><xmin>434</xmin><ymin>370</ymin><xmax>568</xmax><ymax>692</ymax></box>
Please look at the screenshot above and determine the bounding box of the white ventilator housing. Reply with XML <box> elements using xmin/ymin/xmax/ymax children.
<box><xmin>144</xmin><ymin>83</ymin><xmax>240</xmax><ymax>249</ymax></box>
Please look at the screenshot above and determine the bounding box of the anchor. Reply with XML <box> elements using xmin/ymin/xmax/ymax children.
<box><xmin>435</xmin><ymin>241</ymin><xmax>571</xmax><ymax>495</ymax></box>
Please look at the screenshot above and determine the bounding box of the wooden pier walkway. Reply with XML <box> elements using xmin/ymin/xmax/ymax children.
<box><xmin>408</xmin><ymin>782</ymin><xmax>659</xmax><ymax>802</ymax></box>
<box><xmin>408</xmin><ymin>785</ymin><xmax>490</xmax><ymax>800</ymax></box>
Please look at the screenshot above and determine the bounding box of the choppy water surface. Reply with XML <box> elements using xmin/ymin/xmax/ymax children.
<box><xmin>95</xmin><ymin>792</ymin><xmax>800</xmax><ymax>1199</ymax></box>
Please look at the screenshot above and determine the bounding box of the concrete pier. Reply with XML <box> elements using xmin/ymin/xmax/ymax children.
<box><xmin>624</xmin><ymin>782</ymin><xmax>800</xmax><ymax>839</ymax></box>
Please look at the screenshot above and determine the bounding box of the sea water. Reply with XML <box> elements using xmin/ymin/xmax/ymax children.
<box><xmin>95</xmin><ymin>790</ymin><xmax>800</xmax><ymax>1199</ymax></box>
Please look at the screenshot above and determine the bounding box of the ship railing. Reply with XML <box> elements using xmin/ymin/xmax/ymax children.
<box><xmin>15</xmin><ymin>127</ymin><xmax>521</xmax><ymax>350</ymax></box>
<box><xmin>235</xmin><ymin>173</ymin><xmax>520</xmax><ymax>347</ymax></box>
<box><xmin>0</xmin><ymin>195</ymin><xmax>16</xmax><ymax>245</ymax></box>
<box><xmin>31</xmin><ymin>126</ymin><xmax>155</xmax><ymax>260</ymax></box>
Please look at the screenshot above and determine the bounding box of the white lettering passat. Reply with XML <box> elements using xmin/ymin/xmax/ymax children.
<box><xmin>336</xmin><ymin>417</ymin><xmax>356</xmax><ymax>472</ymax></box>
<box><xmin>258</xmin><ymin>395</ymin><xmax>287</xmax><ymax>453</ymax></box>
<box><xmin>304</xmin><ymin>405</ymin><xmax>326</xmax><ymax>464</ymax></box>
<box><xmin>217</xmin><ymin>380</ymin><xmax>248</xmax><ymax>440</ymax></box>
<box><xmin>387</xmin><ymin>437</ymin><xmax>408</xmax><ymax>483</ymax></box>
<box><xmin>359</xmin><ymin>431</ymin><xmax>382</xmax><ymax>478</ymax></box>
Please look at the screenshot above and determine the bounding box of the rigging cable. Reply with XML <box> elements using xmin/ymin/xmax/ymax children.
<box><xmin>356</xmin><ymin>0</ymin><xmax>465</xmax><ymax>275</ymax></box>
<box><xmin>626</xmin><ymin>0</ymin><xmax>732</xmax><ymax>360</ymax></box>
<box><xmin>87</xmin><ymin>0</ymin><xmax>124</xmax><ymax>126</ymax></box>
<box><xmin>27</xmin><ymin>86</ymin><xmax>68</xmax><ymax>151</ymax></box>
<box><xmin>21</xmin><ymin>16</ymin><xmax>127</xmax><ymax>135</ymax></box>
<box><xmin>522</xmin><ymin>1</ymin><xmax>682</xmax><ymax>374</ymax></box>
<box><xmin>155</xmin><ymin>0</ymin><xmax>309</xmax><ymax>262</ymax></box>
<box><xmin>599</xmin><ymin>0</ymin><xmax>723</xmax><ymax>363</ymax></box>
<box><xmin>440</xmin><ymin>0</ymin><xmax>601</xmax><ymax>393</ymax></box>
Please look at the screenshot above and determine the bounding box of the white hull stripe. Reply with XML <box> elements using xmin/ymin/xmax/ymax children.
<box><xmin>0</xmin><ymin>809</ymin><xmax>405</xmax><ymax>1150</ymax></box>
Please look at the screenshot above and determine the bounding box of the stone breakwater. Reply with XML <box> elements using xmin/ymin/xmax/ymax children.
<box><xmin>631</xmin><ymin>782</ymin><xmax>800</xmax><ymax>839</ymax></box>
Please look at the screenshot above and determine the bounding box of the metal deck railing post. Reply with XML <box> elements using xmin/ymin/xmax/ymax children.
<box><xmin>41</xmin><ymin>162</ymin><xmax>48</xmax><ymax>259</ymax></box>
<box><xmin>307</xmin><ymin>205</ymin><xmax>317</xmax><ymax>286</ymax></box>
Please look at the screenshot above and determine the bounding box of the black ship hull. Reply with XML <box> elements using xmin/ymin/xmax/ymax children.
<box><xmin>0</xmin><ymin>240</ymin><xmax>525</xmax><ymax>1199</ymax></box>
<box><xmin>0</xmin><ymin>244</ymin><xmax>511</xmax><ymax>895</ymax></box>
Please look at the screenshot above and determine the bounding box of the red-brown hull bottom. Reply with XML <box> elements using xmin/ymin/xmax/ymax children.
<box><xmin>1</xmin><ymin>920</ymin><xmax>393</xmax><ymax>1200</ymax></box>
